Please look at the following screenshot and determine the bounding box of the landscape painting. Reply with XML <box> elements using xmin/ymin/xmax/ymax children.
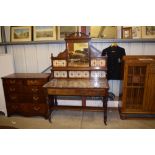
<box><xmin>57</xmin><ymin>26</ymin><xmax>78</xmax><ymax>40</ymax></box>
<box><xmin>142</xmin><ymin>26</ymin><xmax>155</xmax><ymax>38</ymax></box>
<box><xmin>11</xmin><ymin>26</ymin><xmax>32</xmax><ymax>42</ymax></box>
<box><xmin>33</xmin><ymin>26</ymin><xmax>56</xmax><ymax>41</ymax></box>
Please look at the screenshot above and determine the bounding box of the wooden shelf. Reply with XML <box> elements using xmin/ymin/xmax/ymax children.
<box><xmin>91</xmin><ymin>38</ymin><xmax>155</xmax><ymax>43</ymax></box>
<box><xmin>0</xmin><ymin>40</ymin><xmax>65</xmax><ymax>46</ymax></box>
<box><xmin>1</xmin><ymin>39</ymin><xmax>155</xmax><ymax>46</ymax></box>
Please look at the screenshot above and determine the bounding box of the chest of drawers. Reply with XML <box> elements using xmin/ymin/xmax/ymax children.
<box><xmin>2</xmin><ymin>73</ymin><xmax>50</xmax><ymax>119</ymax></box>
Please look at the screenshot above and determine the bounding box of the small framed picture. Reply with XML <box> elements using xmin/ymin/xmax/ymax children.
<box><xmin>33</xmin><ymin>26</ymin><xmax>56</xmax><ymax>41</ymax></box>
<box><xmin>132</xmin><ymin>26</ymin><xmax>142</xmax><ymax>39</ymax></box>
<box><xmin>11</xmin><ymin>26</ymin><xmax>32</xmax><ymax>42</ymax></box>
<box><xmin>122</xmin><ymin>27</ymin><xmax>132</xmax><ymax>39</ymax></box>
<box><xmin>142</xmin><ymin>26</ymin><xmax>155</xmax><ymax>39</ymax></box>
<box><xmin>57</xmin><ymin>26</ymin><xmax>78</xmax><ymax>40</ymax></box>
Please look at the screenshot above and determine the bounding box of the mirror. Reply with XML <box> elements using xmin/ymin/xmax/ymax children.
<box><xmin>67</xmin><ymin>42</ymin><xmax>89</xmax><ymax>67</ymax></box>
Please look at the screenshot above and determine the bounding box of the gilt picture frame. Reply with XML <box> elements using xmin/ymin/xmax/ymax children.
<box><xmin>142</xmin><ymin>26</ymin><xmax>155</xmax><ymax>39</ymax></box>
<box><xmin>132</xmin><ymin>26</ymin><xmax>142</xmax><ymax>39</ymax></box>
<box><xmin>11</xmin><ymin>26</ymin><xmax>32</xmax><ymax>42</ymax></box>
<box><xmin>33</xmin><ymin>26</ymin><xmax>56</xmax><ymax>41</ymax></box>
<box><xmin>122</xmin><ymin>27</ymin><xmax>132</xmax><ymax>39</ymax></box>
<box><xmin>57</xmin><ymin>26</ymin><xmax>78</xmax><ymax>40</ymax></box>
<box><xmin>90</xmin><ymin>26</ymin><xmax>117</xmax><ymax>39</ymax></box>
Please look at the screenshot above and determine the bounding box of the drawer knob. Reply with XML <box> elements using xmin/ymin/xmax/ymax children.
<box><xmin>33</xmin><ymin>96</ymin><xmax>39</xmax><ymax>101</ymax></box>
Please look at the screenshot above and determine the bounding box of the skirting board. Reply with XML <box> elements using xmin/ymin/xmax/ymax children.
<box><xmin>57</xmin><ymin>100</ymin><xmax>119</xmax><ymax>107</ymax></box>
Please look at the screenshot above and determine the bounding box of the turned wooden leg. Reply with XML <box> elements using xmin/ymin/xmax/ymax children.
<box><xmin>46</xmin><ymin>95</ymin><xmax>54</xmax><ymax>123</ymax></box>
<box><xmin>54</xmin><ymin>96</ymin><xmax>58</xmax><ymax>106</ymax></box>
<box><xmin>103</xmin><ymin>96</ymin><xmax>108</xmax><ymax>125</ymax></box>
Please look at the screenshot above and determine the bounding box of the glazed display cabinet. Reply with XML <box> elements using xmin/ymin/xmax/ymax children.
<box><xmin>120</xmin><ymin>56</ymin><xmax>155</xmax><ymax>119</ymax></box>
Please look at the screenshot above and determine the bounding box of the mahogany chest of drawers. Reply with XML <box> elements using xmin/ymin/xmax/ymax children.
<box><xmin>2</xmin><ymin>73</ymin><xmax>50</xmax><ymax>118</ymax></box>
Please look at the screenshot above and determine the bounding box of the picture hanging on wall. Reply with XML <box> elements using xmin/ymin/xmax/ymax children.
<box><xmin>142</xmin><ymin>26</ymin><xmax>155</xmax><ymax>38</ymax></box>
<box><xmin>90</xmin><ymin>26</ymin><xmax>117</xmax><ymax>39</ymax></box>
<box><xmin>122</xmin><ymin>27</ymin><xmax>132</xmax><ymax>39</ymax></box>
<box><xmin>33</xmin><ymin>26</ymin><xmax>56</xmax><ymax>41</ymax></box>
<box><xmin>11</xmin><ymin>26</ymin><xmax>32</xmax><ymax>42</ymax></box>
<box><xmin>132</xmin><ymin>26</ymin><xmax>142</xmax><ymax>39</ymax></box>
<box><xmin>57</xmin><ymin>26</ymin><xmax>78</xmax><ymax>40</ymax></box>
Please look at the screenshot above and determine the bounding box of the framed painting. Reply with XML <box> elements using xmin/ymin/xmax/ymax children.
<box><xmin>11</xmin><ymin>26</ymin><xmax>32</xmax><ymax>42</ymax></box>
<box><xmin>33</xmin><ymin>26</ymin><xmax>56</xmax><ymax>41</ymax></box>
<box><xmin>122</xmin><ymin>27</ymin><xmax>132</xmax><ymax>39</ymax></box>
<box><xmin>57</xmin><ymin>26</ymin><xmax>78</xmax><ymax>40</ymax></box>
<box><xmin>132</xmin><ymin>26</ymin><xmax>142</xmax><ymax>39</ymax></box>
<box><xmin>90</xmin><ymin>26</ymin><xmax>117</xmax><ymax>39</ymax></box>
<box><xmin>142</xmin><ymin>26</ymin><xmax>155</xmax><ymax>38</ymax></box>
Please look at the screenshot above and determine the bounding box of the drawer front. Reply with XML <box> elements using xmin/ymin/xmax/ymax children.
<box><xmin>47</xmin><ymin>88</ymin><xmax>107</xmax><ymax>96</ymax></box>
<box><xmin>7</xmin><ymin>103</ymin><xmax>47</xmax><ymax>116</ymax></box>
<box><xmin>23</xmin><ymin>86</ymin><xmax>44</xmax><ymax>94</ymax></box>
<box><xmin>20</xmin><ymin>94</ymin><xmax>46</xmax><ymax>103</ymax></box>
<box><xmin>6</xmin><ymin>94</ymin><xmax>46</xmax><ymax>103</ymax></box>
<box><xmin>4</xmin><ymin>79</ymin><xmax>23</xmax><ymax>85</ymax></box>
<box><xmin>26</xmin><ymin>79</ymin><xmax>47</xmax><ymax>86</ymax></box>
<box><xmin>29</xmin><ymin>103</ymin><xmax>48</xmax><ymax>115</ymax></box>
<box><xmin>7</xmin><ymin>103</ymin><xmax>21</xmax><ymax>114</ymax></box>
<box><xmin>6</xmin><ymin>94</ymin><xmax>19</xmax><ymax>103</ymax></box>
<box><xmin>5</xmin><ymin>86</ymin><xmax>22</xmax><ymax>94</ymax></box>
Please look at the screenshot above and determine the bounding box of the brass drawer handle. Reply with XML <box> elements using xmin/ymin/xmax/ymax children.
<box><xmin>33</xmin><ymin>106</ymin><xmax>40</xmax><ymax>111</ymax></box>
<box><xmin>28</xmin><ymin>80</ymin><xmax>37</xmax><ymax>84</ymax></box>
<box><xmin>10</xmin><ymin>88</ymin><xmax>16</xmax><ymax>92</ymax></box>
<box><xmin>10</xmin><ymin>80</ymin><xmax>15</xmax><ymax>84</ymax></box>
<box><xmin>10</xmin><ymin>96</ymin><xmax>17</xmax><ymax>100</ymax></box>
<box><xmin>32</xmin><ymin>88</ymin><xmax>39</xmax><ymax>92</ymax></box>
<box><xmin>33</xmin><ymin>96</ymin><xmax>39</xmax><ymax>101</ymax></box>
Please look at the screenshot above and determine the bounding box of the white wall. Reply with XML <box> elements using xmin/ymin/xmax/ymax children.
<box><xmin>4</xmin><ymin>44</ymin><xmax>66</xmax><ymax>73</ymax></box>
<box><xmin>0</xmin><ymin>54</ymin><xmax>15</xmax><ymax>115</ymax></box>
<box><xmin>0</xmin><ymin>42</ymin><xmax>155</xmax><ymax>97</ymax></box>
<box><xmin>1</xmin><ymin>42</ymin><xmax>155</xmax><ymax>73</ymax></box>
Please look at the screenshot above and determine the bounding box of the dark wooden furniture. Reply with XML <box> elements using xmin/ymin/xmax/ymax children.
<box><xmin>120</xmin><ymin>56</ymin><xmax>155</xmax><ymax>119</ymax></box>
<box><xmin>2</xmin><ymin>73</ymin><xmax>50</xmax><ymax>118</ymax></box>
<box><xmin>43</xmin><ymin>32</ymin><xmax>109</xmax><ymax>125</ymax></box>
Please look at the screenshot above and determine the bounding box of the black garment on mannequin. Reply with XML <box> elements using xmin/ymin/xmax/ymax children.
<box><xmin>102</xmin><ymin>45</ymin><xmax>126</xmax><ymax>80</ymax></box>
